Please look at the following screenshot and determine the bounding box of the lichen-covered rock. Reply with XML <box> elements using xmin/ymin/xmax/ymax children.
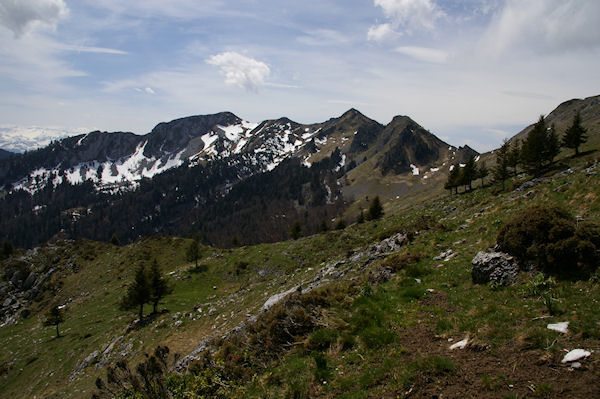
<box><xmin>471</xmin><ymin>251</ymin><xmax>519</xmax><ymax>285</ymax></box>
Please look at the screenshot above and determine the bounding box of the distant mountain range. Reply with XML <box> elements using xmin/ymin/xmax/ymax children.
<box><xmin>0</xmin><ymin>109</ymin><xmax>475</xmax><ymax>195</ymax></box>
<box><xmin>0</xmin><ymin>126</ymin><xmax>88</xmax><ymax>153</ymax></box>
<box><xmin>1</xmin><ymin>95</ymin><xmax>598</xmax><ymax>249</ymax></box>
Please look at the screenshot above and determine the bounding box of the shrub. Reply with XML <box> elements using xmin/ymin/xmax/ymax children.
<box><xmin>496</xmin><ymin>205</ymin><xmax>600</xmax><ymax>279</ymax></box>
<box><xmin>307</xmin><ymin>329</ymin><xmax>338</xmax><ymax>351</ymax></box>
<box><xmin>381</xmin><ymin>252</ymin><xmax>422</xmax><ymax>272</ymax></box>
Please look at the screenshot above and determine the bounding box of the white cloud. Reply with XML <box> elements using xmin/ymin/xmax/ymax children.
<box><xmin>0</xmin><ymin>0</ymin><xmax>68</xmax><ymax>37</ymax></box>
<box><xmin>206</xmin><ymin>52</ymin><xmax>270</xmax><ymax>92</ymax></box>
<box><xmin>144</xmin><ymin>87</ymin><xmax>155</xmax><ymax>94</ymax></box>
<box><xmin>367</xmin><ymin>23</ymin><xmax>397</xmax><ymax>42</ymax></box>
<box><xmin>482</xmin><ymin>0</ymin><xmax>600</xmax><ymax>56</ymax></box>
<box><xmin>371</xmin><ymin>0</ymin><xmax>443</xmax><ymax>35</ymax></box>
<box><xmin>395</xmin><ymin>46</ymin><xmax>449</xmax><ymax>63</ymax></box>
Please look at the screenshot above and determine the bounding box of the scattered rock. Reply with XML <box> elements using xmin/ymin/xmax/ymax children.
<box><xmin>561</xmin><ymin>349</ymin><xmax>591</xmax><ymax>364</ymax></box>
<box><xmin>434</xmin><ymin>249</ymin><xmax>453</xmax><ymax>261</ymax></box>
<box><xmin>471</xmin><ymin>251</ymin><xmax>519</xmax><ymax>286</ymax></box>
<box><xmin>371</xmin><ymin>233</ymin><xmax>409</xmax><ymax>256</ymax></box>
<box><xmin>514</xmin><ymin>178</ymin><xmax>546</xmax><ymax>192</ymax></box>
<box><xmin>456</xmin><ymin>224</ymin><xmax>469</xmax><ymax>231</ymax></box>
<box><xmin>547</xmin><ymin>321</ymin><xmax>569</xmax><ymax>334</ymax></box>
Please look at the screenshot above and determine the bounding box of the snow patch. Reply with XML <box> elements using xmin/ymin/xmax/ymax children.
<box><xmin>410</xmin><ymin>164</ymin><xmax>419</xmax><ymax>175</ymax></box>
<box><xmin>449</xmin><ymin>337</ymin><xmax>468</xmax><ymax>350</ymax></box>
<box><xmin>547</xmin><ymin>321</ymin><xmax>569</xmax><ymax>334</ymax></box>
<box><xmin>561</xmin><ymin>349</ymin><xmax>591</xmax><ymax>363</ymax></box>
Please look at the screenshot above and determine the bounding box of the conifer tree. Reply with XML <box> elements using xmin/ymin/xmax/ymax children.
<box><xmin>521</xmin><ymin>115</ymin><xmax>550</xmax><ymax>175</ymax></box>
<box><xmin>318</xmin><ymin>220</ymin><xmax>329</xmax><ymax>233</ymax></box>
<box><xmin>110</xmin><ymin>233</ymin><xmax>120</xmax><ymax>246</ymax></box>
<box><xmin>546</xmin><ymin>124</ymin><xmax>560</xmax><ymax>164</ymax></box>
<box><xmin>493</xmin><ymin>140</ymin><xmax>511</xmax><ymax>190</ymax></box>
<box><xmin>366</xmin><ymin>196</ymin><xmax>384</xmax><ymax>220</ymax></box>
<box><xmin>121</xmin><ymin>264</ymin><xmax>150</xmax><ymax>320</ymax></box>
<box><xmin>562</xmin><ymin>112</ymin><xmax>587</xmax><ymax>156</ymax></box>
<box><xmin>289</xmin><ymin>221</ymin><xmax>302</xmax><ymax>240</ymax></box>
<box><xmin>478</xmin><ymin>161</ymin><xmax>489</xmax><ymax>187</ymax></box>
<box><xmin>445</xmin><ymin>165</ymin><xmax>461</xmax><ymax>194</ymax></box>
<box><xmin>507</xmin><ymin>139</ymin><xmax>521</xmax><ymax>176</ymax></box>
<box><xmin>44</xmin><ymin>305</ymin><xmax>65</xmax><ymax>338</ymax></box>
<box><xmin>186</xmin><ymin>235</ymin><xmax>201</xmax><ymax>268</ymax></box>
<box><xmin>357</xmin><ymin>210</ymin><xmax>365</xmax><ymax>224</ymax></box>
<box><xmin>461</xmin><ymin>155</ymin><xmax>477</xmax><ymax>191</ymax></box>
<box><xmin>148</xmin><ymin>259</ymin><xmax>173</xmax><ymax>314</ymax></box>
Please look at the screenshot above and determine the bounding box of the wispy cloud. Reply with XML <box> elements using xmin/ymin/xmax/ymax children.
<box><xmin>481</xmin><ymin>0</ymin><xmax>600</xmax><ymax>57</ymax></box>
<box><xmin>395</xmin><ymin>46</ymin><xmax>449</xmax><ymax>63</ymax></box>
<box><xmin>297</xmin><ymin>29</ymin><xmax>352</xmax><ymax>46</ymax></box>
<box><xmin>206</xmin><ymin>52</ymin><xmax>270</xmax><ymax>92</ymax></box>
<box><xmin>57</xmin><ymin>43</ymin><xmax>128</xmax><ymax>55</ymax></box>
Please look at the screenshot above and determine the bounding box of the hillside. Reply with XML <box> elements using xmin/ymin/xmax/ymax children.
<box><xmin>0</xmin><ymin>149</ymin><xmax>13</xmax><ymax>161</ymax></box>
<box><xmin>1</xmin><ymin>135</ymin><xmax>599</xmax><ymax>398</ymax></box>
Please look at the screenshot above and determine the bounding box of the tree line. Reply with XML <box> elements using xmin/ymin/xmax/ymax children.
<box><xmin>446</xmin><ymin>112</ymin><xmax>587</xmax><ymax>193</ymax></box>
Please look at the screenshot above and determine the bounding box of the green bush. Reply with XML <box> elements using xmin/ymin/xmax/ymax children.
<box><xmin>497</xmin><ymin>205</ymin><xmax>600</xmax><ymax>279</ymax></box>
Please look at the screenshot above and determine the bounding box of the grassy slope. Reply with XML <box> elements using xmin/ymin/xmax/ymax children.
<box><xmin>1</xmin><ymin>148</ymin><xmax>599</xmax><ymax>398</ymax></box>
<box><xmin>241</xmin><ymin>151</ymin><xmax>600</xmax><ymax>398</ymax></box>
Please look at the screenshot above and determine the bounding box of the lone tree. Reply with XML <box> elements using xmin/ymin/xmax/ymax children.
<box><xmin>289</xmin><ymin>221</ymin><xmax>303</xmax><ymax>240</ymax></box>
<box><xmin>44</xmin><ymin>305</ymin><xmax>65</xmax><ymax>338</ymax></box>
<box><xmin>186</xmin><ymin>235</ymin><xmax>201</xmax><ymax>268</ymax></box>
<box><xmin>366</xmin><ymin>196</ymin><xmax>384</xmax><ymax>220</ymax></box>
<box><xmin>563</xmin><ymin>112</ymin><xmax>587</xmax><ymax>156</ymax></box>
<box><xmin>493</xmin><ymin>140</ymin><xmax>511</xmax><ymax>190</ymax></box>
<box><xmin>121</xmin><ymin>264</ymin><xmax>150</xmax><ymax>320</ymax></box>
<box><xmin>148</xmin><ymin>259</ymin><xmax>173</xmax><ymax>314</ymax></box>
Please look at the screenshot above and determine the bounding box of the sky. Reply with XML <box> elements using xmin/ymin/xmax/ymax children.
<box><xmin>0</xmin><ymin>0</ymin><xmax>599</xmax><ymax>152</ymax></box>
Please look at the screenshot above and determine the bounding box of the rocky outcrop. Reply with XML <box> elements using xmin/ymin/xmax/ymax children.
<box><xmin>471</xmin><ymin>251</ymin><xmax>519</xmax><ymax>286</ymax></box>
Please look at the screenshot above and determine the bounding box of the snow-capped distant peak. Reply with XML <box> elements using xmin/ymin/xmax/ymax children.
<box><xmin>0</xmin><ymin>125</ymin><xmax>89</xmax><ymax>153</ymax></box>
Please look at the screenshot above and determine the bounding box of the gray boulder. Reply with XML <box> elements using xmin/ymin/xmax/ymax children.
<box><xmin>471</xmin><ymin>251</ymin><xmax>519</xmax><ymax>286</ymax></box>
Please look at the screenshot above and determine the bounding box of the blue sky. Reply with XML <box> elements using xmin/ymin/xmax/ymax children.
<box><xmin>1</xmin><ymin>0</ymin><xmax>599</xmax><ymax>152</ymax></box>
